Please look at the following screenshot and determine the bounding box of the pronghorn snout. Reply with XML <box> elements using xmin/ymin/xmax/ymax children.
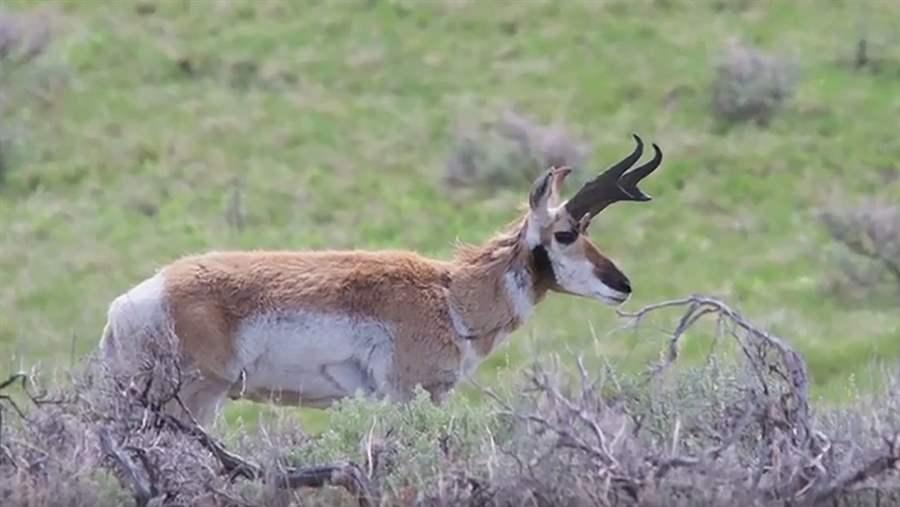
<box><xmin>600</xmin><ymin>270</ymin><xmax>631</xmax><ymax>295</ymax></box>
<box><xmin>592</xmin><ymin>260</ymin><xmax>632</xmax><ymax>306</ymax></box>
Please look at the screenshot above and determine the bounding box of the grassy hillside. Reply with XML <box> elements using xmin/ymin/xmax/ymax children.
<box><xmin>2</xmin><ymin>0</ymin><xmax>900</xmax><ymax>427</ymax></box>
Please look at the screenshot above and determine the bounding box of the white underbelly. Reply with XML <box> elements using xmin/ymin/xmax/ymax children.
<box><xmin>232</xmin><ymin>311</ymin><xmax>394</xmax><ymax>406</ymax></box>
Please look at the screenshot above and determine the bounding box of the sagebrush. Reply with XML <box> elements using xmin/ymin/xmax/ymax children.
<box><xmin>820</xmin><ymin>200</ymin><xmax>900</xmax><ymax>293</ymax></box>
<box><xmin>445</xmin><ymin>109</ymin><xmax>591</xmax><ymax>189</ymax></box>
<box><xmin>0</xmin><ymin>6</ymin><xmax>59</xmax><ymax>184</ymax></box>
<box><xmin>711</xmin><ymin>39</ymin><xmax>795</xmax><ymax>126</ymax></box>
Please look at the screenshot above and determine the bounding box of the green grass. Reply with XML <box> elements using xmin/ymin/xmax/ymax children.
<box><xmin>2</xmin><ymin>0</ymin><xmax>900</xmax><ymax>428</ymax></box>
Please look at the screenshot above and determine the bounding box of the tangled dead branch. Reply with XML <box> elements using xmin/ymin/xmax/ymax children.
<box><xmin>451</xmin><ymin>295</ymin><xmax>900</xmax><ymax>506</ymax></box>
<box><xmin>92</xmin><ymin>340</ymin><xmax>378</xmax><ymax>507</ymax></box>
<box><xmin>0</xmin><ymin>371</ymin><xmax>61</xmax><ymax>460</ymax></box>
<box><xmin>805</xmin><ymin>433</ymin><xmax>900</xmax><ymax>507</ymax></box>
<box><xmin>609</xmin><ymin>295</ymin><xmax>899</xmax><ymax>504</ymax></box>
<box><xmin>97</xmin><ymin>428</ymin><xmax>158</xmax><ymax>507</ymax></box>
<box><xmin>98</xmin><ymin>408</ymin><xmax>374</xmax><ymax>507</ymax></box>
<box><xmin>618</xmin><ymin>295</ymin><xmax>810</xmax><ymax>442</ymax></box>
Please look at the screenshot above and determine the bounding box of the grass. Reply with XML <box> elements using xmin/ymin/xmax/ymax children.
<box><xmin>2</xmin><ymin>0</ymin><xmax>900</xmax><ymax>430</ymax></box>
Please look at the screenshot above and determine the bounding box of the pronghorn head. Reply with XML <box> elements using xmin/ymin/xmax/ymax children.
<box><xmin>524</xmin><ymin>134</ymin><xmax>663</xmax><ymax>306</ymax></box>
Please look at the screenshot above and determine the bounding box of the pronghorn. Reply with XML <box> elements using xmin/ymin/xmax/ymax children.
<box><xmin>99</xmin><ymin>134</ymin><xmax>663</xmax><ymax>424</ymax></box>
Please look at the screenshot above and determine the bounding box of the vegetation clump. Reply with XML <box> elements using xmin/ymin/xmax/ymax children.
<box><xmin>711</xmin><ymin>39</ymin><xmax>795</xmax><ymax>126</ymax></box>
<box><xmin>2</xmin><ymin>296</ymin><xmax>899</xmax><ymax>506</ymax></box>
<box><xmin>445</xmin><ymin>109</ymin><xmax>591</xmax><ymax>189</ymax></box>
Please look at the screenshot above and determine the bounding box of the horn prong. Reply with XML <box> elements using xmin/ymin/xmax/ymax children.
<box><xmin>562</xmin><ymin>134</ymin><xmax>662</xmax><ymax>220</ymax></box>
<box><xmin>619</xmin><ymin>142</ymin><xmax>663</xmax><ymax>194</ymax></box>
<box><xmin>601</xmin><ymin>134</ymin><xmax>644</xmax><ymax>180</ymax></box>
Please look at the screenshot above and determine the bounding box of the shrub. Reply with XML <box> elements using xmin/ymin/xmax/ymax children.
<box><xmin>445</xmin><ymin>109</ymin><xmax>592</xmax><ymax>189</ymax></box>
<box><xmin>820</xmin><ymin>200</ymin><xmax>900</xmax><ymax>297</ymax></box>
<box><xmin>711</xmin><ymin>39</ymin><xmax>795</xmax><ymax>126</ymax></box>
<box><xmin>0</xmin><ymin>6</ymin><xmax>58</xmax><ymax>186</ymax></box>
<box><xmin>0</xmin><ymin>8</ymin><xmax>52</xmax><ymax>67</ymax></box>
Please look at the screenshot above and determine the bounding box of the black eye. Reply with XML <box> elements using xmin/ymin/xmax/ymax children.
<box><xmin>554</xmin><ymin>231</ymin><xmax>578</xmax><ymax>245</ymax></box>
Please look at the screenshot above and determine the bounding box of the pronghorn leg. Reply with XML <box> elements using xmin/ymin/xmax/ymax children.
<box><xmin>380</xmin><ymin>380</ymin><xmax>451</xmax><ymax>405</ymax></box>
<box><xmin>424</xmin><ymin>381</ymin><xmax>455</xmax><ymax>405</ymax></box>
<box><xmin>173</xmin><ymin>373</ymin><xmax>231</xmax><ymax>427</ymax></box>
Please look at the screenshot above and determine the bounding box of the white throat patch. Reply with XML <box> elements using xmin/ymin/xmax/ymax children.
<box><xmin>524</xmin><ymin>219</ymin><xmax>542</xmax><ymax>247</ymax></box>
<box><xmin>504</xmin><ymin>269</ymin><xmax>534</xmax><ymax>321</ymax></box>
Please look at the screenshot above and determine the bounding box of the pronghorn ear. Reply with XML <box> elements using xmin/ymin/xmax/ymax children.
<box><xmin>529</xmin><ymin>166</ymin><xmax>572</xmax><ymax>219</ymax></box>
<box><xmin>548</xmin><ymin>166</ymin><xmax>572</xmax><ymax>207</ymax></box>
<box><xmin>528</xmin><ymin>170</ymin><xmax>553</xmax><ymax>214</ymax></box>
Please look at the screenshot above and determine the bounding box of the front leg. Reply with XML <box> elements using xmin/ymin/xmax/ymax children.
<box><xmin>381</xmin><ymin>381</ymin><xmax>453</xmax><ymax>405</ymax></box>
<box><xmin>424</xmin><ymin>380</ymin><xmax>456</xmax><ymax>405</ymax></box>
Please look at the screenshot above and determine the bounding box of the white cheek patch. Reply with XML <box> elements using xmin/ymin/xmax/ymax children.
<box><xmin>550</xmin><ymin>255</ymin><xmax>596</xmax><ymax>295</ymax></box>
<box><xmin>548</xmin><ymin>252</ymin><xmax>629</xmax><ymax>304</ymax></box>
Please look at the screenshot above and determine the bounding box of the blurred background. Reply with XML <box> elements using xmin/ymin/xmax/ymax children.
<box><xmin>1</xmin><ymin>0</ymin><xmax>899</xmax><ymax>426</ymax></box>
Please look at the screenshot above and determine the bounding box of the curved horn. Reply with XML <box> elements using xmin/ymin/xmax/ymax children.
<box><xmin>618</xmin><ymin>142</ymin><xmax>663</xmax><ymax>201</ymax></box>
<box><xmin>563</xmin><ymin>134</ymin><xmax>663</xmax><ymax>220</ymax></box>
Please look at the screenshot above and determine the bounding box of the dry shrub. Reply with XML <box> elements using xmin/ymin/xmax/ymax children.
<box><xmin>0</xmin><ymin>8</ymin><xmax>52</xmax><ymax>67</ymax></box>
<box><xmin>820</xmin><ymin>200</ymin><xmax>900</xmax><ymax>296</ymax></box>
<box><xmin>0</xmin><ymin>6</ymin><xmax>59</xmax><ymax>184</ymax></box>
<box><xmin>2</xmin><ymin>296</ymin><xmax>900</xmax><ymax>506</ymax></box>
<box><xmin>1</xmin><ymin>335</ymin><xmax>372</xmax><ymax>507</ymax></box>
<box><xmin>445</xmin><ymin>109</ymin><xmax>591</xmax><ymax>189</ymax></box>
<box><xmin>711</xmin><ymin>39</ymin><xmax>795</xmax><ymax>126</ymax></box>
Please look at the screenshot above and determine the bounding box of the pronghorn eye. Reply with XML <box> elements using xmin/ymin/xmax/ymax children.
<box><xmin>553</xmin><ymin>231</ymin><xmax>578</xmax><ymax>245</ymax></box>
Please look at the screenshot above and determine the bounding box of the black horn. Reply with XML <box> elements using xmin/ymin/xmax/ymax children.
<box><xmin>563</xmin><ymin>134</ymin><xmax>663</xmax><ymax>220</ymax></box>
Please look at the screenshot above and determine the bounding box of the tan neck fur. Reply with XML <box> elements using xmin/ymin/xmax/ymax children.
<box><xmin>448</xmin><ymin>216</ymin><xmax>553</xmax><ymax>355</ymax></box>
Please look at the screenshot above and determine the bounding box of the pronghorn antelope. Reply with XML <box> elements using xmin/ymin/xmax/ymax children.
<box><xmin>99</xmin><ymin>134</ymin><xmax>663</xmax><ymax>424</ymax></box>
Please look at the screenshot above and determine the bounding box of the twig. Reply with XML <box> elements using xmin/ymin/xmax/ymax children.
<box><xmin>0</xmin><ymin>372</ymin><xmax>64</xmax><ymax>449</ymax></box>
<box><xmin>804</xmin><ymin>434</ymin><xmax>900</xmax><ymax>506</ymax></box>
<box><xmin>165</xmin><ymin>392</ymin><xmax>375</xmax><ymax>505</ymax></box>
<box><xmin>98</xmin><ymin>427</ymin><xmax>159</xmax><ymax>507</ymax></box>
<box><xmin>163</xmin><ymin>411</ymin><xmax>262</xmax><ymax>480</ymax></box>
<box><xmin>0</xmin><ymin>373</ymin><xmax>32</xmax><ymax>420</ymax></box>
<box><xmin>276</xmin><ymin>462</ymin><xmax>374</xmax><ymax>501</ymax></box>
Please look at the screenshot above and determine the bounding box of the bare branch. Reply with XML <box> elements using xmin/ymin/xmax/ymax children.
<box><xmin>157</xmin><ymin>379</ymin><xmax>376</xmax><ymax>504</ymax></box>
<box><xmin>618</xmin><ymin>294</ymin><xmax>810</xmax><ymax>436</ymax></box>
<box><xmin>804</xmin><ymin>433</ymin><xmax>900</xmax><ymax>506</ymax></box>
<box><xmin>277</xmin><ymin>463</ymin><xmax>374</xmax><ymax>506</ymax></box>
<box><xmin>98</xmin><ymin>427</ymin><xmax>159</xmax><ymax>507</ymax></box>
